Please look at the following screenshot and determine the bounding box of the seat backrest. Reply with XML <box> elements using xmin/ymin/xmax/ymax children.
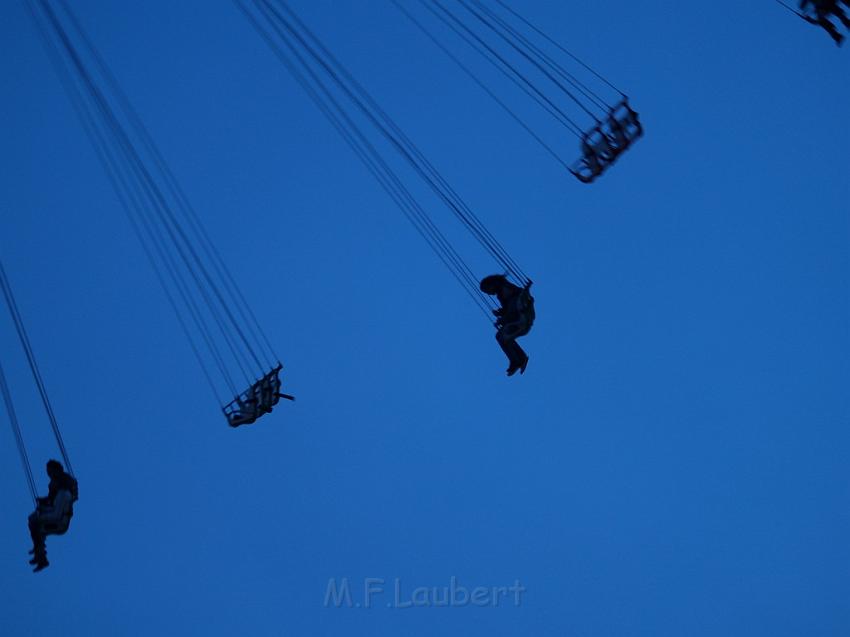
<box><xmin>42</xmin><ymin>493</ymin><xmax>73</xmax><ymax>535</ymax></box>
<box><xmin>522</xmin><ymin>292</ymin><xmax>535</xmax><ymax>325</ymax></box>
<box><xmin>512</xmin><ymin>289</ymin><xmax>535</xmax><ymax>325</ymax></box>
<box><xmin>67</xmin><ymin>475</ymin><xmax>79</xmax><ymax>503</ymax></box>
<box><xmin>50</xmin><ymin>488</ymin><xmax>75</xmax><ymax>519</ymax></box>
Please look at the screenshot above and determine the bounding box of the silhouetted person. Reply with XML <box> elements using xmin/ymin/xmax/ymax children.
<box><xmin>27</xmin><ymin>459</ymin><xmax>78</xmax><ymax>572</ymax></box>
<box><xmin>480</xmin><ymin>274</ymin><xmax>534</xmax><ymax>376</ymax></box>
<box><xmin>800</xmin><ymin>0</ymin><xmax>849</xmax><ymax>45</ymax></box>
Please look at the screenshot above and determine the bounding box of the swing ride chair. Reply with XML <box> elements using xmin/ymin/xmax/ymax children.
<box><xmin>37</xmin><ymin>486</ymin><xmax>77</xmax><ymax>537</ymax></box>
<box><xmin>42</xmin><ymin>505</ymin><xmax>73</xmax><ymax>536</ymax></box>
<box><xmin>515</xmin><ymin>284</ymin><xmax>535</xmax><ymax>328</ymax></box>
<box><xmin>223</xmin><ymin>364</ymin><xmax>292</xmax><ymax>428</ymax></box>
<box><xmin>798</xmin><ymin>2</ymin><xmax>845</xmax><ymax>21</ymax></box>
<box><xmin>569</xmin><ymin>98</ymin><xmax>643</xmax><ymax>184</ymax></box>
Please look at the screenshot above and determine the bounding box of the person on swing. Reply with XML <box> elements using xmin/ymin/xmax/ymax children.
<box><xmin>480</xmin><ymin>274</ymin><xmax>535</xmax><ymax>376</ymax></box>
<box><xmin>27</xmin><ymin>459</ymin><xmax>77</xmax><ymax>572</ymax></box>
<box><xmin>799</xmin><ymin>0</ymin><xmax>850</xmax><ymax>45</ymax></box>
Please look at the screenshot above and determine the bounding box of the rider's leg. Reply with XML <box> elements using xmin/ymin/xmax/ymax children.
<box><xmin>497</xmin><ymin>326</ymin><xmax>529</xmax><ymax>375</ymax></box>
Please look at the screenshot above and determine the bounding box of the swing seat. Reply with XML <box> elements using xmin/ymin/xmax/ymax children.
<box><xmin>223</xmin><ymin>364</ymin><xmax>292</xmax><ymax>428</ymax></box>
<box><xmin>569</xmin><ymin>99</ymin><xmax>642</xmax><ymax>184</ymax></box>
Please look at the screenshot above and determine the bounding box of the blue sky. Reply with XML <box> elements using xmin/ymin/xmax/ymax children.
<box><xmin>1</xmin><ymin>2</ymin><xmax>848</xmax><ymax>636</ymax></box>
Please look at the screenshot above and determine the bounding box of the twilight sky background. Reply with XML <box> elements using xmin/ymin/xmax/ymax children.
<box><xmin>1</xmin><ymin>2</ymin><xmax>848</xmax><ymax>635</ymax></box>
